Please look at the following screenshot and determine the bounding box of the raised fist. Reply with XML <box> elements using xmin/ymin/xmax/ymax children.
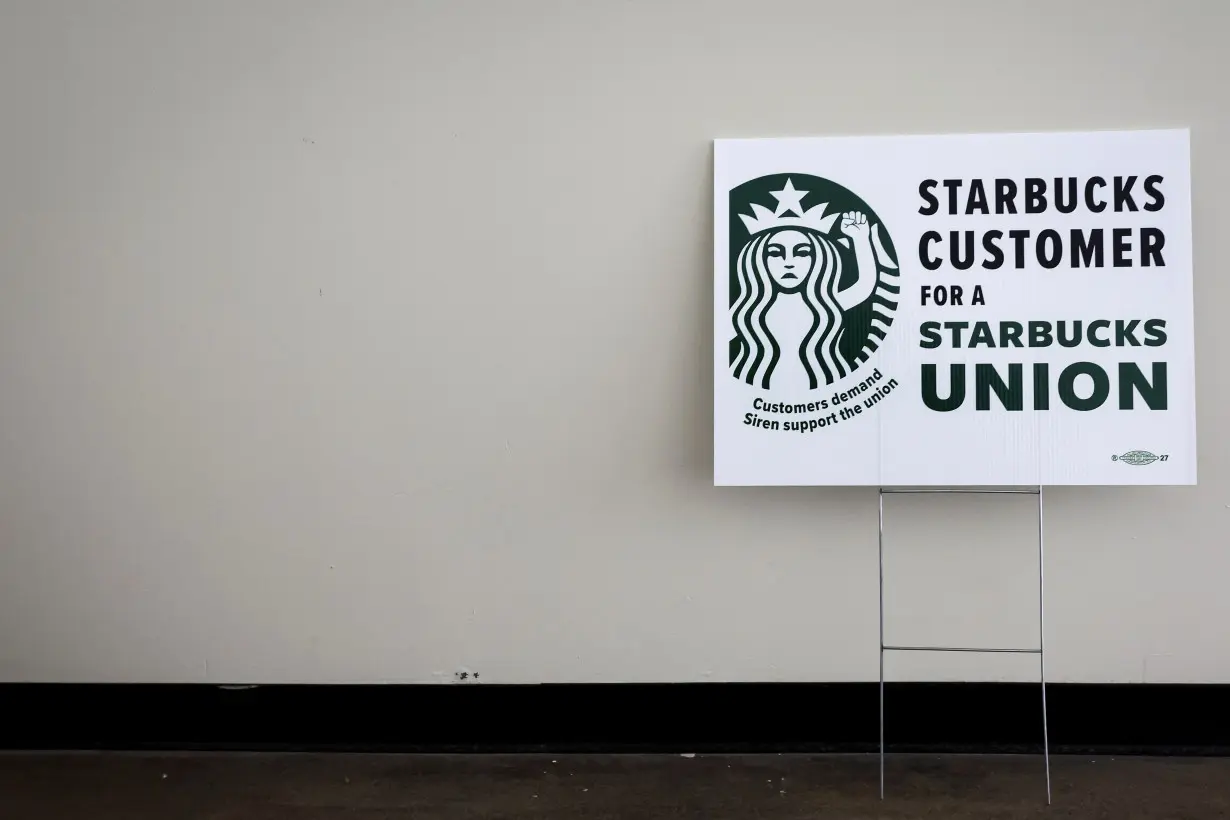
<box><xmin>840</xmin><ymin>210</ymin><xmax>870</xmax><ymax>239</ymax></box>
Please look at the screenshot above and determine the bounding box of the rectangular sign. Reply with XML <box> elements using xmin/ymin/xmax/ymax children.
<box><xmin>714</xmin><ymin>128</ymin><xmax>1196</xmax><ymax>486</ymax></box>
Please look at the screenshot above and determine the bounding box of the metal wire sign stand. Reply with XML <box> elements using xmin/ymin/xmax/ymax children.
<box><xmin>877</xmin><ymin>486</ymin><xmax>1051</xmax><ymax>805</ymax></box>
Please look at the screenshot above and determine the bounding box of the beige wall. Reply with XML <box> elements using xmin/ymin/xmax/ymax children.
<box><xmin>0</xmin><ymin>0</ymin><xmax>1226</xmax><ymax>684</ymax></box>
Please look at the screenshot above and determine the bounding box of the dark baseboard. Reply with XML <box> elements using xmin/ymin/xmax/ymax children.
<box><xmin>1</xmin><ymin>682</ymin><xmax>1227</xmax><ymax>755</ymax></box>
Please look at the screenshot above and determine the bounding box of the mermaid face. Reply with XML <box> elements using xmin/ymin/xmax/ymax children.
<box><xmin>764</xmin><ymin>229</ymin><xmax>814</xmax><ymax>292</ymax></box>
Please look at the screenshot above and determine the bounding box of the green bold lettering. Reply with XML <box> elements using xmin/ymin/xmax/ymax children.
<box><xmin>1119</xmin><ymin>362</ymin><xmax>1167</xmax><ymax>410</ymax></box>
<box><xmin>976</xmin><ymin>363</ymin><xmax>1023</xmax><ymax>411</ymax></box>
<box><xmin>1033</xmin><ymin>363</ymin><xmax>1050</xmax><ymax>410</ymax></box>
<box><xmin>1058</xmin><ymin>362</ymin><xmax>1110</xmax><ymax>411</ymax></box>
<box><xmin>922</xmin><ymin>364</ymin><xmax>965</xmax><ymax>411</ymax></box>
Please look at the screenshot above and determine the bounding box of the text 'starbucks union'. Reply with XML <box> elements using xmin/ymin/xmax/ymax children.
<box><xmin>915</xmin><ymin>174</ymin><xmax>1172</xmax><ymax>413</ymax></box>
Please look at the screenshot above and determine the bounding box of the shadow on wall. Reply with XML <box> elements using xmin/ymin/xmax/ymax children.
<box><xmin>676</xmin><ymin>141</ymin><xmax>716</xmax><ymax>482</ymax></box>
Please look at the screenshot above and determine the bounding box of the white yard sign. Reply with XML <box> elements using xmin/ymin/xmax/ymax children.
<box><xmin>713</xmin><ymin>129</ymin><xmax>1196</xmax><ymax>486</ymax></box>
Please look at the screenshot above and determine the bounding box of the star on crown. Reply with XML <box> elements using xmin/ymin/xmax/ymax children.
<box><xmin>738</xmin><ymin>178</ymin><xmax>841</xmax><ymax>236</ymax></box>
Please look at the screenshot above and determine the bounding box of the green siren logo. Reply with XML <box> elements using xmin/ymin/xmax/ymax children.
<box><xmin>728</xmin><ymin>175</ymin><xmax>900</xmax><ymax>390</ymax></box>
<box><xmin>1115</xmin><ymin>450</ymin><xmax>1161</xmax><ymax>466</ymax></box>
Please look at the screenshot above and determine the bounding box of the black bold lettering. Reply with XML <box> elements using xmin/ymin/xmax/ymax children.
<box><xmin>919</xmin><ymin>321</ymin><xmax>942</xmax><ymax>349</ymax></box>
<box><xmin>1037</xmin><ymin>229</ymin><xmax>1062</xmax><ymax>268</ymax></box>
<box><xmin>1025</xmin><ymin>178</ymin><xmax>1047</xmax><ymax>213</ymax></box>
<box><xmin>1114</xmin><ymin>175</ymin><xmax>1139</xmax><ymax>211</ymax></box>
<box><xmin>1143</xmin><ymin>175</ymin><xmax>1165</xmax><ymax>212</ymax></box>
<box><xmin>943</xmin><ymin>179</ymin><xmax>962</xmax><ymax>215</ymax></box>
<box><xmin>1085</xmin><ymin>176</ymin><xmax>1107</xmax><ymax>212</ymax></box>
<box><xmin>1141</xmin><ymin>228</ymin><xmax>1166</xmax><ymax>267</ymax></box>
<box><xmin>1072</xmin><ymin>228</ymin><xmax>1103</xmax><ymax>268</ymax></box>
<box><xmin>919</xmin><ymin>179</ymin><xmax>939</xmax><ymax>215</ymax></box>
<box><xmin>1054</xmin><ymin>177</ymin><xmax>1078</xmax><ymax>213</ymax></box>
<box><xmin>1113</xmin><ymin>228</ymin><xmax>1133</xmax><ymax>267</ymax></box>
<box><xmin>950</xmin><ymin>231</ymin><xmax>974</xmax><ymax>270</ymax></box>
<box><xmin>920</xmin><ymin>231</ymin><xmax>942</xmax><ymax>270</ymax></box>
<box><xmin>996</xmin><ymin>178</ymin><xmax>1018</xmax><ymax>214</ymax></box>
<box><xmin>981</xmin><ymin>230</ymin><xmax>1004</xmax><ymax>269</ymax></box>
<box><xmin>1009</xmin><ymin>230</ymin><xmax>1030</xmax><ymax>268</ymax></box>
<box><xmin>966</xmin><ymin>178</ymin><xmax>989</xmax><ymax>214</ymax></box>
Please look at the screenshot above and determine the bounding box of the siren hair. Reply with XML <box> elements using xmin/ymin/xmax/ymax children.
<box><xmin>730</xmin><ymin>226</ymin><xmax>852</xmax><ymax>389</ymax></box>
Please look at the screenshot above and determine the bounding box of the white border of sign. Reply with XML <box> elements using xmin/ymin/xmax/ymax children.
<box><xmin>714</xmin><ymin>128</ymin><xmax>1195</xmax><ymax>487</ymax></box>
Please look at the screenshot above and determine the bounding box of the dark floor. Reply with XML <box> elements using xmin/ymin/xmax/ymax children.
<box><xmin>1</xmin><ymin>752</ymin><xmax>1228</xmax><ymax>819</ymax></box>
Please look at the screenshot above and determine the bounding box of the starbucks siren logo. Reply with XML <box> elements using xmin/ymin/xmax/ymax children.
<box><xmin>728</xmin><ymin>174</ymin><xmax>900</xmax><ymax>390</ymax></box>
